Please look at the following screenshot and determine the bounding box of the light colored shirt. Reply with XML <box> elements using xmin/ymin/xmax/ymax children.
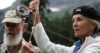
<box><xmin>32</xmin><ymin>22</ymin><xmax>100</xmax><ymax>53</ymax></box>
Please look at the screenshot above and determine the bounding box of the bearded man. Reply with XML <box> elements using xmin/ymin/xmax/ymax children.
<box><xmin>0</xmin><ymin>10</ymin><xmax>39</xmax><ymax>53</ymax></box>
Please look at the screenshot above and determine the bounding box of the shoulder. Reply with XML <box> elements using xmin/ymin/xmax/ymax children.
<box><xmin>0</xmin><ymin>42</ymin><xmax>7</xmax><ymax>53</ymax></box>
<box><xmin>82</xmin><ymin>36</ymin><xmax>100</xmax><ymax>53</ymax></box>
<box><xmin>83</xmin><ymin>42</ymin><xmax>100</xmax><ymax>53</ymax></box>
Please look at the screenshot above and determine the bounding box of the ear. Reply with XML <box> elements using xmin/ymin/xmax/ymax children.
<box><xmin>23</xmin><ymin>23</ymin><xmax>28</xmax><ymax>32</ymax></box>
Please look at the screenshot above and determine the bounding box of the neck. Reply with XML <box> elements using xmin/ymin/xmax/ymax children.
<box><xmin>79</xmin><ymin>32</ymin><xmax>94</xmax><ymax>43</ymax></box>
<box><xmin>7</xmin><ymin>40</ymin><xmax>22</xmax><ymax>53</ymax></box>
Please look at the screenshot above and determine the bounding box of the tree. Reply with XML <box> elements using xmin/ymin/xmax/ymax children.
<box><xmin>45</xmin><ymin>9</ymin><xmax>75</xmax><ymax>46</ymax></box>
<box><xmin>20</xmin><ymin>0</ymin><xmax>75</xmax><ymax>46</ymax></box>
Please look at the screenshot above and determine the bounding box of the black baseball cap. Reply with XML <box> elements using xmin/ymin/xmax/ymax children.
<box><xmin>72</xmin><ymin>5</ymin><xmax>100</xmax><ymax>22</ymax></box>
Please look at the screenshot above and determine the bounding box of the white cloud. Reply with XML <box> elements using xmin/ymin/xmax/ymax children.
<box><xmin>49</xmin><ymin>7</ymin><xmax>61</xmax><ymax>12</ymax></box>
<box><xmin>0</xmin><ymin>0</ymin><xmax>16</xmax><ymax>9</ymax></box>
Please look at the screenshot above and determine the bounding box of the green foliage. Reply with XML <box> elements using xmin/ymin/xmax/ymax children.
<box><xmin>20</xmin><ymin>0</ymin><xmax>75</xmax><ymax>46</ymax></box>
<box><xmin>45</xmin><ymin>10</ymin><xmax>75</xmax><ymax>46</ymax></box>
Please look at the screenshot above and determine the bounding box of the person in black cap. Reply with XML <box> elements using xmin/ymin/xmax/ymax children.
<box><xmin>29</xmin><ymin>0</ymin><xmax>100</xmax><ymax>52</ymax></box>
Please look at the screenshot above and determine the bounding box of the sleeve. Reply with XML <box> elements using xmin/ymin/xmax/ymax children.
<box><xmin>32</xmin><ymin>22</ymin><xmax>75</xmax><ymax>53</ymax></box>
<box><xmin>82</xmin><ymin>43</ymin><xmax>100</xmax><ymax>53</ymax></box>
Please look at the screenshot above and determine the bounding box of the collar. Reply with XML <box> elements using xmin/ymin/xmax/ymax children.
<box><xmin>74</xmin><ymin>33</ymin><xmax>97</xmax><ymax>53</ymax></box>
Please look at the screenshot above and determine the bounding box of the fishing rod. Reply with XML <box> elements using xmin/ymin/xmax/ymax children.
<box><xmin>16</xmin><ymin>0</ymin><xmax>40</xmax><ymax>42</ymax></box>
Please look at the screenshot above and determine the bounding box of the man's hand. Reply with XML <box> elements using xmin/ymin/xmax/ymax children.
<box><xmin>20</xmin><ymin>41</ymin><xmax>39</xmax><ymax>53</ymax></box>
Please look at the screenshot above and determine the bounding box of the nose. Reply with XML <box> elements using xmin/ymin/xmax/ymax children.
<box><xmin>73</xmin><ymin>21</ymin><xmax>78</xmax><ymax>28</ymax></box>
<box><xmin>6</xmin><ymin>27</ymin><xmax>13</xmax><ymax>32</ymax></box>
<box><xmin>5</xmin><ymin>24</ymin><xmax>14</xmax><ymax>32</ymax></box>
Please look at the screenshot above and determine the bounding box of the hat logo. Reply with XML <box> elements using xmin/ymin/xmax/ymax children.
<box><xmin>75</xmin><ymin>8</ymin><xmax>81</xmax><ymax>12</ymax></box>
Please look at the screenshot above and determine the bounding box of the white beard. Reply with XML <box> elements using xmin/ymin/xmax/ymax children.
<box><xmin>3</xmin><ymin>30</ymin><xmax>23</xmax><ymax>46</ymax></box>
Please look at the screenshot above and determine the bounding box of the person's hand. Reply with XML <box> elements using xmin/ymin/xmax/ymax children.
<box><xmin>29</xmin><ymin>0</ymin><xmax>40</xmax><ymax>14</ymax></box>
<box><xmin>29</xmin><ymin>0</ymin><xmax>40</xmax><ymax>26</ymax></box>
<box><xmin>20</xmin><ymin>41</ymin><xmax>39</xmax><ymax>53</ymax></box>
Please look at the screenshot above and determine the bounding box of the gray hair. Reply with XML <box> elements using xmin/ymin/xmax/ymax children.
<box><xmin>89</xmin><ymin>18</ymin><xmax>100</xmax><ymax>33</ymax></box>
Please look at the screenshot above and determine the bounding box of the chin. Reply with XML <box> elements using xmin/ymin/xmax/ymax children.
<box><xmin>74</xmin><ymin>33</ymin><xmax>82</xmax><ymax>38</ymax></box>
<box><xmin>4</xmin><ymin>31</ymin><xmax>23</xmax><ymax>46</ymax></box>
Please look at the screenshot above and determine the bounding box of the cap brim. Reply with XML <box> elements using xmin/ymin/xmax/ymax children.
<box><xmin>2</xmin><ymin>18</ymin><xmax>22</xmax><ymax>23</ymax></box>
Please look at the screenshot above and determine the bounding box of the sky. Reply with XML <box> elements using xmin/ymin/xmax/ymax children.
<box><xmin>0</xmin><ymin>0</ymin><xmax>59</xmax><ymax>12</ymax></box>
<box><xmin>0</xmin><ymin>0</ymin><xmax>16</xmax><ymax>9</ymax></box>
<box><xmin>0</xmin><ymin>0</ymin><xmax>62</xmax><ymax>12</ymax></box>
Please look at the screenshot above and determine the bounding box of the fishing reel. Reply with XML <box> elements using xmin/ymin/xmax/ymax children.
<box><xmin>16</xmin><ymin>5</ymin><xmax>30</xmax><ymax>20</ymax></box>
